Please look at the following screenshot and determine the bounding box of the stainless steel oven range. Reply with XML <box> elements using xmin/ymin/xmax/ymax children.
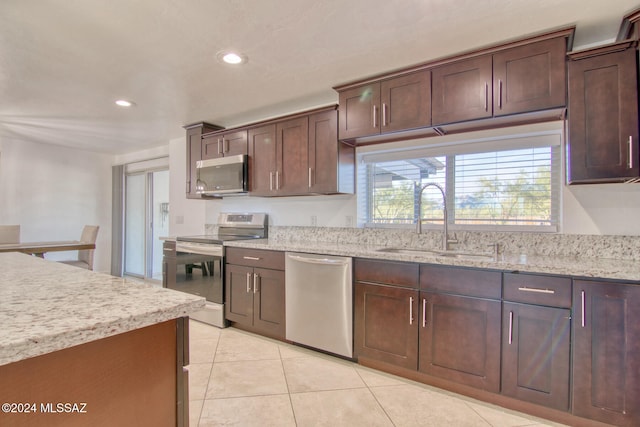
<box><xmin>162</xmin><ymin>212</ymin><xmax>267</xmax><ymax>327</ymax></box>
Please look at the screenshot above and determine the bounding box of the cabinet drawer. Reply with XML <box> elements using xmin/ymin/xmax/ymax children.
<box><xmin>354</xmin><ymin>258</ymin><xmax>419</xmax><ymax>288</ymax></box>
<box><xmin>226</xmin><ymin>247</ymin><xmax>285</xmax><ymax>270</ymax></box>
<box><xmin>421</xmin><ymin>264</ymin><xmax>501</xmax><ymax>299</ymax></box>
<box><xmin>503</xmin><ymin>273</ymin><xmax>571</xmax><ymax>308</ymax></box>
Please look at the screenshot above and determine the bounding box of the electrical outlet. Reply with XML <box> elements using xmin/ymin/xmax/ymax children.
<box><xmin>310</xmin><ymin>215</ymin><xmax>317</xmax><ymax>226</ymax></box>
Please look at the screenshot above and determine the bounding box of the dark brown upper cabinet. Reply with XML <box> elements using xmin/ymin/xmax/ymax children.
<box><xmin>338</xmin><ymin>70</ymin><xmax>431</xmax><ymax>140</ymax></box>
<box><xmin>201</xmin><ymin>129</ymin><xmax>248</xmax><ymax>160</ymax></box>
<box><xmin>433</xmin><ymin>37</ymin><xmax>567</xmax><ymax>126</ymax></box>
<box><xmin>493</xmin><ymin>37</ymin><xmax>567</xmax><ymax>116</ymax></box>
<box><xmin>567</xmin><ymin>42</ymin><xmax>639</xmax><ymax>184</ymax></box>
<box><xmin>432</xmin><ymin>55</ymin><xmax>493</xmax><ymax>125</ymax></box>
<box><xmin>308</xmin><ymin>109</ymin><xmax>354</xmax><ymax>194</ymax></box>
<box><xmin>183</xmin><ymin>122</ymin><xmax>223</xmax><ymax>199</ymax></box>
<box><xmin>248</xmin><ymin>107</ymin><xmax>354</xmax><ymax>197</ymax></box>
<box><xmin>248</xmin><ymin>124</ymin><xmax>277</xmax><ymax>195</ymax></box>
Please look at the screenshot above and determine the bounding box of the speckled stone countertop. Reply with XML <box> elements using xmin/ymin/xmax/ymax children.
<box><xmin>0</xmin><ymin>253</ymin><xmax>205</xmax><ymax>366</ymax></box>
<box><xmin>225</xmin><ymin>238</ymin><xmax>640</xmax><ymax>283</ymax></box>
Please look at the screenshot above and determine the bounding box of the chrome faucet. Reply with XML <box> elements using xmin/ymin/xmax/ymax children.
<box><xmin>416</xmin><ymin>182</ymin><xmax>456</xmax><ymax>251</ymax></box>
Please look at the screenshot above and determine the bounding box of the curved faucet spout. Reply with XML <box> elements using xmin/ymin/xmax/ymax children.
<box><xmin>416</xmin><ymin>182</ymin><xmax>451</xmax><ymax>251</ymax></box>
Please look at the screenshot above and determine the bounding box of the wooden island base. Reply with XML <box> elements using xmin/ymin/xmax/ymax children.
<box><xmin>0</xmin><ymin>319</ymin><xmax>184</xmax><ymax>427</ymax></box>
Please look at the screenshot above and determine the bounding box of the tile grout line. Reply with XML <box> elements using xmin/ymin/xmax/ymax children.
<box><xmin>353</xmin><ymin>366</ymin><xmax>398</xmax><ymax>427</ymax></box>
<box><xmin>195</xmin><ymin>324</ymin><xmax>221</xmax><ymax>427</ymax></box>
<box><xmin>278</xmin><ymin>344</ymin><xmax>299</xmax><ymax>426</ymax></box>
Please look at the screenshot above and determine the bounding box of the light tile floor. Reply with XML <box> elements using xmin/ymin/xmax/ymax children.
<box><xmin>188</xmin><ymin>320</ymin><xmax>567</xmax><ymax>427</ymax></box>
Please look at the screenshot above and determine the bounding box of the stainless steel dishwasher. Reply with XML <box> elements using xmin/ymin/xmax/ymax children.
<box><xmin>285</xmin><ymin>252</ymin><xmax>353</xmax><ymax>358</ymax></box>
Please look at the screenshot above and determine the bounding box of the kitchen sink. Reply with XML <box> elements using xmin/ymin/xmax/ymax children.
<box><xmin>376</xmin><ymin>247</ymin><xmax>495</xmax><ymax>261</ymax></box>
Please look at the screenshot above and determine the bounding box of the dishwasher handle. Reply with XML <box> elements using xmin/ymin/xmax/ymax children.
<box><xmin>287</xmin><ymin>254</ymin><xmax>349</xmax><ymax>266</ymax></box>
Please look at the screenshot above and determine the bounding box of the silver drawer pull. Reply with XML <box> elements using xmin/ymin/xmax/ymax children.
<box><xmin>164</xmin><ymin>248</ymin><xmax>175</xmax><ymax>252</ymax></box>
<box><xmin>508</xmin><ymin>311</ymin><xmax>514</xmax><ymax>345</ymax></box>
<box><xmin>409</xmin><ymin>297</ymin><xmax>414</xmax><ymax>325</ymax></box>
<box><xmin>422</xmin><ymin>298</ymin><xmax>427</xmax><ymax>328</ymax></box>
<box><xmin>243</xmin><ymin>256</ymin><xmax>261</xmax><ymax>261</ymax></box>
<box><xmin>517</xmin><ymin>287</ymin><xmax>555</xmax><ymax>294</ymax></box>
<box><xmin>246</xmin><ymin>273</ymin><xmax>252</xmax><ymax>293</ymax></box>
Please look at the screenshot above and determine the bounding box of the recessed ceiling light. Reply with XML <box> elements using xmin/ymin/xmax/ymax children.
<box><xmin>115</xmin><ymin>99</ymin><xmax>135</xmax><ymax>107</ymax></box>
<box><xmin>217</xmin><ymin>51</ymin><xmax>247</xmax><ymax>65</ymax></box>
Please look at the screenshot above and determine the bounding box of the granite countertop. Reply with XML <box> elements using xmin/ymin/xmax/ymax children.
<box><xmin>0</xmin><ymin>252</ymin><xmax>205</xmax><ymax>366</ymax></box>
<box><xmin>225</xmin><ymin>239</ymin><xmax>640</xmax><ymax>282</ymax></box>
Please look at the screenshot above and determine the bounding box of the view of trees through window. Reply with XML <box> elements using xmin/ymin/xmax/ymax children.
<box><xmin>366</xmin><ymin>146</ymin><xmax>557</xmax><ymax>229</ymax></box>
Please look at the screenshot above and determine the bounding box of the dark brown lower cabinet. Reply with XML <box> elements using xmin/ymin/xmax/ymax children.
<box><xmin>418</xmin><ymin>291</ymin><xmax>501</xmax><ymax>392</ymax></box>
<box><xmin>572</xmin><ymin>280</ymin><xmax>640</xmax><ymax>426</ymax></box>
<box><xmin>225</xmin><ymin>263</ymin><xmax>285</xmax><ymax>339</ymax></box>
<box><xmin>354</xmin><ymin>282</ymin><xmax>419</xmax><ymax>370</ymax></box>
<box><xmin>501</xmin><ymin>302</ymin><xmax>571</xmax><ymax>411</ymax></box>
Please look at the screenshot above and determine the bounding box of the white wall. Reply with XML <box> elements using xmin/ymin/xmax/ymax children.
<box><xmin>0</xmin><ymin>139</ymin><xmax>113</xmax><ymax>271</ymax></box>
<box><xmin>205</xmin><ymin>194</ymin><xmax>357</xmax><ymax>228</ymax></box>
<box><xmin>562</xmin><ymin>184</ymin><xmax>640</xmax><ymax>235</ymax></box>
<box><xmin>168</xmin><ymin>136</ymin><xmax>207</xmax><ymax>236</ymax></box>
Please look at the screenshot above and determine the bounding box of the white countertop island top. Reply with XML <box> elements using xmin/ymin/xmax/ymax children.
<box><xmin>0</xmin><ymin>252</ymin><xmax>205</xmax><ymax>366</ymax></box>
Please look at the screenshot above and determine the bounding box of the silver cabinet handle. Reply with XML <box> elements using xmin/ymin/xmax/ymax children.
<box><xmin>508</xmin><ymin>311</ymin><xmax>514</xmax><ymax>344</ymax></box>
<box><xmin>269</xmin><ymin>172</ymin><xmax>274</xmax><ymax>191</ymax></box>
<box><xmin>308</xmin><ymin>168</ymin><xmax>312</xmax><ymax>188</ymax></box>
<box><xmin>422</xmin><ymin>298</ymin><xmax>427</xmax><ymax>327</ymax></box>
<box><xmin>243</xmin><ymin>256</ymin><xmax>261</xmax><ymax>261</ymax></box>
<box><xmin>382</xmin><ymin>103</ymin><xmax>387</xmax><ymax>127</ymax></box>
<box><xmin>498</xmin><ymin>79</ymin><xmax>503</xmax><ymax>109</ymax></box>
<box><xmin>484</xmin><ymin>82</ymin><xmax>489</xmax><ymax>111</ymax></box>
<box><xmin>217</xmin><ymin>139</ymin><xmax>222</xmax><ymax>155</ymax></box>
<box><xmin>164</xmin><ymin>248</ymin><xmax>175</xmax><ymax>252</ymax></box>
<box><xmin>629</xmin><ymin>136</ymin><xmax>634</xmax><ymax>169</ymax></box>
<box><xmin>224</xmin><ymin>138</ymin><xmax>229</xmax><ymax>153</ymax></box>
<box><xmin>246</xmin><ymin>272</ymin><xmax>252</xmax><ymax>293</ymax></box>
<box><xmin>581</xmin><ymin>290</ymin><xmax>586</xmax><ymax>328</ymax></box>
<box><xmin>517</xmin><ymin>287</ymin><xmax>555</xmax><ymax>294</ymax></box>
<box><xmin>276</xmin><ymin>170</ymin><xmax>280</xmax><ymax>190</ymax></box>
<box><xmin>253</xmin><ymin>273</ymin><xmax>259</xmax><ymax>294</ymax></box>
<box><xmin>372</xmin><ymin>104</ymin><xmax>377</xmax><ymax>128</ymax></box>
<box><xmin>409</xmin><ymin>297</ymin><xmax>414</xmax><ymax>325</ymax></box>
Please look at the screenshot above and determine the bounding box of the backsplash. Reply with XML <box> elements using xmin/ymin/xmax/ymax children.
<box><xmin>253</xmin><ymin>226</ymin><xmax>640</xmax><ymax>261</ymax></box>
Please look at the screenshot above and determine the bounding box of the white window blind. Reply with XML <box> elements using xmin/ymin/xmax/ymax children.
<box><xmin>357</xmin><ymin>132</ymin><xmax>561</xmax><ymax>231</ymax></box>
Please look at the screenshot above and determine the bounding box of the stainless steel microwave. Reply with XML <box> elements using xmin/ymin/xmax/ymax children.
<box><xmin>195</xmin><ymin>154</ymin><xmax>248</xmax><ymax>196</ymax></box>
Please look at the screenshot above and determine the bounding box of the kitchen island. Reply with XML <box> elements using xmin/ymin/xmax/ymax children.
<box><xmin>0</xmin><ymin>252</ymin><xmax>205</xmax><ymax>427</ymax></box>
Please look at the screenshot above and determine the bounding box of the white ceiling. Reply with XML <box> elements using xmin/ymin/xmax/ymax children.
<box><xmin>1</xmin><ymin>0</ymin><xmax>638</xmax><ymax>155</ymax></box>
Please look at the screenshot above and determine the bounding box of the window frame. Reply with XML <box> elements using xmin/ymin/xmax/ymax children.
<box><xmin>356</xmin><ymin>125</ymin><xmax>563</xmax><ymax>233</ymax></box>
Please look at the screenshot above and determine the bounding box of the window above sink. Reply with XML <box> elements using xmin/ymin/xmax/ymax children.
<box><xmin>356</xmin><ymin>123</ymin><xmax>562</xmax><ymax>233</ymax></box>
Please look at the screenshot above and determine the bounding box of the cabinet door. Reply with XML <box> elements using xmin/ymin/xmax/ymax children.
<box><xmin>201</xmin><ymin>134</ymin><xmax>223</xmax><ymax>160</ymax></box>
<box><xmin>568</xmin><ymin>48</ymin><xmax>639</xmax><ymax>183</ymax></box>
<box><xmin>222</xmin><ymin>130</ymin><xmax>248</xmax><ymax>157</ymax></box>
<box><xmin>432</xmin><ymin>55</ymin><xmax>493</xmax><ymax>125</ymax></box>
<box><xmin>186</xmin><ymin>127</ymin><xmax>204</xmax><ymax>198</ymax></box>
<box><xmin>493</xmin><ymin>38</ymin><xmax>566</xmax><ymax>116</ymax></box>
<box><xmin>252</xmin><ymin>267</ymin><xmax>285</xmax><ymax>339</ymax></box>
<box><xmin>248</xmin><ymin>124</ymin><xmax>277</xmax><ymax>195</ymax></box>
<box><xmin>380</xmin><ymin>70</ymin><xmax>431</xmax><ymax>132</ymax></box>
<box><xmin>573</xmin><ymin>280</ymin><xmax>640</xmax><ymax>426</ymax></box>
<box><xmin>419</xmin><ymin>292</ymin><xmax>501</xmax><ymax>391</ymax></box>
<box><xmin>277</xmin><ymin>117</ymin><xmax>309</xmax><ymax>195</ymax></box>
<box><xmin>501</xmin><ymin>302</ymin><xmax>570</xmax><ymax>411</ymax></box>
<box><xmin>354</xmin><ymin>283</ymin><xmax>419</xmax><ymax>370</ymax></box>
<box><xmin>225</xmin><ymin>264</ymin><xmax>254</xmax><ymax>327</ymax></box>
<box><xmin>338</xmin><ymin>83</ymin><xmax>381</xmax><ymax>140</ymax></box>
<box><xmin>308</xmin><ymin>109</ymin><xmax>338</xmax><ymax>193</ymax></box>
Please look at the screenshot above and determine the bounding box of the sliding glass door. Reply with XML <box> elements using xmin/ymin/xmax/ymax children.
<box><xmin>124</xmin><ymin>168</ymin><xmax>169</xmax><ymax>280</ymax></box>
